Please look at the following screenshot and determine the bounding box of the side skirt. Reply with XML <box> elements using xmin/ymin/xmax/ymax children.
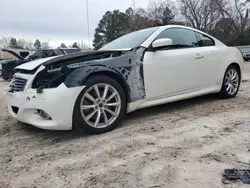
<box><xmin>126</xmin><ymin>85</ymin><xmax>221</xmax><ymax>113</ymax></box>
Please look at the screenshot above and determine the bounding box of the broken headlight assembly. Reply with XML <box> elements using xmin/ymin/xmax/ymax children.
<box><xmin>32</xmin><ymin>67</ymin><xmax>71</xmax><ymax>93</ymax></box>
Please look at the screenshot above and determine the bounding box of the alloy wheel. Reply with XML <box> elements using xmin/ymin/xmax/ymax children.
<box><xmin>80</xmin><ymin>83</ymin><xmax>121</xmax><ymax>128</ymax></box>
<box><xmin>225</xmin><ymin>69</ymin><xmax>239</xmax><ymax>95</ymax></box>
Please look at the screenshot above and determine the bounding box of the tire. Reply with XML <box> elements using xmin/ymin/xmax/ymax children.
<box><xmin>219</xmin><ymin>65</ymin><xmax>240</xmax><ymax>98</ymax></box>
<box><xmin>1</xmin><ymin>69</ymin><xmax>11</xmax><ymax>81</ymax></box>
<box><xmin>73</xmin><ymin>75</ymin><xmax>126</xmax><ymax>134</ymax></box>
<box><xmin>2</xmin><ymin>73</ymin><xmax>10</xmax><ymax>81</ymax></box>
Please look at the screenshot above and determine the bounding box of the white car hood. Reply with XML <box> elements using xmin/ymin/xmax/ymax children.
<box><xmin>15</xmin><ymin>56</ymin><xmax>58</xmax><ymax>70</ymax></box>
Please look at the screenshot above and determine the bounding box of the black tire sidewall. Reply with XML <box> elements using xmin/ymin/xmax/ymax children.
<box><xmin>220</xmin><ymin>65</ymin><xmax>240</xmax><ymax>98</ymax></box>
<box><xmin>73</xmin><ymin>75</ymin><xmax>126</xmax><ymax>134</ymax></box>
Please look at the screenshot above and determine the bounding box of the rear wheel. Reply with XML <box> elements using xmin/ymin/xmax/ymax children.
<box><xmin>73</xmin><ymin>75</ymin><xmax>126</xmax><ymax>134</ymax></box>
<box><xmin>219</xmin><ymin>65</ymin><xmax>240</xmax><ymax>98</ymax></box>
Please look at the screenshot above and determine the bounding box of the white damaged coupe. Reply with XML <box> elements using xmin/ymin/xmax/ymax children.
<box><xmin>6</xmin><ymin>25</ymin><xmax>244</xmax><ymax>134</ymax></box>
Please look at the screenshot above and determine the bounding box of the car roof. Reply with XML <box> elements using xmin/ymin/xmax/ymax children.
<box><xmin>157</xmin><ymin>25</ymin><xmax>209</xmax><ymax>35</ymax></box>
<box><xmin>141</xmin><ymin>25</ymin><xmax>225</xmax><ymax>48</ymax></box>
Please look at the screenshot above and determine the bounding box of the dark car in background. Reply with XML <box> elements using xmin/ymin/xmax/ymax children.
<box><xmin>238</xmin><ymin>46</ymin><xmax>250</xmax><ymax>61</ymax></box>
<box><xmin>1</xmin><ymin>48</ymin><xmax>81</xmax><ymax>80</ymax></box>
<box><xmin>0</xmin><ymin>60</ymin><xmax>7</xmax><ymax>77</ymax></box>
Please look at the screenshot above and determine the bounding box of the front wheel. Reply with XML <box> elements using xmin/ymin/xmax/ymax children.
<box><xmin>219</xmin><ymin>65</ymin><xmax>240</xmax><ymax>98</ymax></box>
<box><xmin>73</xmin><ymin>75</ymin><xmax>126</xmax><ymax>134</ymax></box>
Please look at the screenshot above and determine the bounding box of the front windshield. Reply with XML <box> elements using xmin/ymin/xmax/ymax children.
<box><xmin>100</xmin><ymin>27</ymin><xmax>158</xmax><ymax>50</ymax></box>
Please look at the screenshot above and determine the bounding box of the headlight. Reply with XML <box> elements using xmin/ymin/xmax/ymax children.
<box><xmin>32</xmin><ymin>68</ymin><xmax>71</xmax><ymax>90</ymax></box>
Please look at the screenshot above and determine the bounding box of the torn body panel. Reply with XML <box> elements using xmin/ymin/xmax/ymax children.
<box><xmin>29</xmin><ymin>48</ymin><xmax>146</xmax><ymax>102</ymax></box>
<box><xmin>64</xmin><ymin>48</ymin><xmax>146</xmax><ymax>102</ymax></box>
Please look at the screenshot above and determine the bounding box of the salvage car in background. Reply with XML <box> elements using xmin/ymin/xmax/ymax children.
<box><xmin>1</xmin><ymin>48</ymin><xmax>81</xmax><ymax>80</ymax></box>
<box><xmin>0</xmin><ymin>60</ymin><xmax>7</xmax><ymax>77</ymax></box>
<box><xmin>238</xmin><ymin>46</ymin><xmax>250</xmax><ymax>61</ymax></box>
<box><xmin>6</xmin><ymin>25</ymin><xmax>244</xmax><ymax>134</ymax></box>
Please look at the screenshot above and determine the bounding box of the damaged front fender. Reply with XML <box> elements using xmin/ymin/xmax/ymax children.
<box><xmin>64</xmin><ymin>48</ymin><xmax>146</xmax><ymax>102</ymax></box>
<box><xmin>64</xmin><ymin>65</ymin><xmax>130</xmax><ymax>95</ymax></box>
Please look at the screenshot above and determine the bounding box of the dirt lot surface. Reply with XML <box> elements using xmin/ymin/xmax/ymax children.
<box><xmin>0</xmin><ymin>63</ymin><xmax>250</xmax><ymax>188</ymax></box>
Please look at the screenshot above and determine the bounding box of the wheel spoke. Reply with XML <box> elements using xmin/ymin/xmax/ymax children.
<box><xmin>106</xmin><ymin>102</ymin><xmax>120</xmax><ymax>107</ymax></box>
<box><xmin>103</xmin><ymin>111</ymin><xmax>109</xmax><ymax>126</ymax></box>
<box><xmin>232</xmin><ymin>82</ymin><xmax>238</xmax><ymax>90</ymax></box>
<box><xmin>102</xmin><ymin>85</ymin><xmax>109</xmax><ymax>100</ymax></box>
<box><xmin>94</xmin><ymin>110</ymin><xmax>101</xmax><ymax>127</ymax></box>
<box><xmin>81</xmin><ymin>105</ymin><xmax>96</xmax><ymax>110</ymax></box>
<box><xmin>231</xmin><ymin>81</ymin><xmax>238</xmax><ymax>87</ymax></box>
<box><xmin>105</xmin><ymin>108</ymin><xmax>118</xmax><ymax>117</ymax></box>
<box><xmin>85</xmin><ymin>93</ymin><xmax>96</xmax><ymax>103</ymax></box>
<box><xmin>229</xmin><ymin>84</ymin><xmax>233</xmax><ymax>94</ymax></box>
<box><xmin>231</xmin><ymin>86</ymin><xmax>235</xmax><ymax>93</ymax></box>
<box><xmin>226</xmin><ymin>84</ymin><xmax>231</xmax><ymax>91</ymax></box>
<box><xmin>106</xmin><ymin>91</ymin><xmax>118</xmax><ymax>102</ymax></box>
<box><xmin>94</xmin><ymin>85</ymin><xmax>101</xmax><ymax>99</ymax></box>
<box><xmin>231</xmin><ymin>78</ymin><xmax>238</xmax><ymax>83</ymax></box>
<box><xmin>231</xmin><ymin>77</ymin><xmax>238</xmax><ymax>83</ymax></box>
<box><xmin>231</xmin><ymin>72</ymin><xmax>237</xmax><ymax>80</ymax></box>
<box><xmin>85</xmin><ymin>110</ymin><xmax>97</xmax><ymax>121</ymax></box>
<box><xmin>230</xmin><ymin>70</ymin><xmax>234</xmax><ymax>79</ymax></box>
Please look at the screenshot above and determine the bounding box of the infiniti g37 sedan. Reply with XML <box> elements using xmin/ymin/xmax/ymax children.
<box><xmin>6</xmin><ymin>25</ymin><xmax>244</xmax><ymax>134</ymax></box>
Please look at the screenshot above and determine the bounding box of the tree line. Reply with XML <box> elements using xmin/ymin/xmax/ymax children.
<box><xmin>0</xmin><ymin>37</ymin><xmax>81</xmax><ymax>50</ymax></box>
<box><xmin>93</xmin><ymin>0</ymin><xmax>250</xmax><ymax>49</ymax></box>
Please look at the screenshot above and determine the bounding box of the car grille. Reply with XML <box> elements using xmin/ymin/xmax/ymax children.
<box><xmin>10</xmin><ymin>76</ymin><xmax>27</xmax><ymax>92</ymax></box>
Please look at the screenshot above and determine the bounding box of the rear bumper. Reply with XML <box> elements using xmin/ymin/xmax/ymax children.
<box><xmin>6</xmin><ymin>83</ymin><xmax>85</xmax><ymax>130</ymax></box>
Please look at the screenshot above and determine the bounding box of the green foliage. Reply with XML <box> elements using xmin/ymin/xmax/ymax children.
<box><xmin>93</xmin><ymin>2</ymin><xmax>178</xmax><ymax>50</ymax></box>
<box><xmin>9</xmin><ymin>38</ymin><xmax>18</xmax><ymax>48</ymax></box>
<box><xmin>60</xmin><ymin>43</ymin><xmax>67</xmax><ymax>48</ymax></box>
<box><xmin>162</xmin><ymin>6</ymin><xmax>175</xmax><ymax>25</ymax></box>
<box><xmin>93</xmin><ymin>10</ymin><xmax>128</xmax><ymax>50</ymax></box>
<box><xmin>34</xmin><ymin>39</ymin><xmax>41</xmax><ymax>50</ymax></box>
<box><xmin>72</xmin><ymin>42</ymin><xmax>79</xmax><ymax>48</ymax></box>
<box><xmin>93</xmin><ymin>0</ymin><xmax>250</xmax><ymax>49</ymax></box>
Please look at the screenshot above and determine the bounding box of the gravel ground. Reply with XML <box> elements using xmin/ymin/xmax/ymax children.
<box><xmin>0</xmin><ymin>63</ymin><xmax>250</xmax><ymax>188</ymax></box>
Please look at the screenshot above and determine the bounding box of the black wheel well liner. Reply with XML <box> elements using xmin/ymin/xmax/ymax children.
<box><xmin>64</xmin><ymin>66</ymin><xmax>131</xmax><ymax>102</ymax></box>
<box><xmin>228</xmin><ymin>63</ymin><xmax>241</xmax><ymax>80</ymax></box>
<box><xmin>84</xmin><ymin>70</ymin><xmax>130</xmax><ymax>102</ymax></box>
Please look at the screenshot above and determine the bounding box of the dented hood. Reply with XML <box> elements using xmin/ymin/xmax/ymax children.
<box><xmin>1</xmin><ymin>49</ymin><xmax>24</xmax><ymax>60</ymax></box>
<box><xmin>14</xmin><ymin>50</ymin><xmax>130</xmax><ymax>71</ymax></box>
<box><xmin>15</xmin><ymin>56</ymin><xmax>59</xmax><ymax>70</ymax></box>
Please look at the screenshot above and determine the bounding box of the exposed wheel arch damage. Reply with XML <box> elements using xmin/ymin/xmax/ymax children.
<box><xmin>228</xmin><ymin>63</ymin><xmax>241</xmax><ymax>79</ymax></box>
<box><xmin>29</xmin><ymin>48</ymin><xmax>146</xmax><ymax>103</ymax></box>
<box><xmin>64</xmin><ymin>67</ymin><xmax>130</xmax><ymax>102</ymax></box>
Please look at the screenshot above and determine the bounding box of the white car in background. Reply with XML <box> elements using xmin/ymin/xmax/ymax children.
<box><xmin>6</xmin><ymin>25</ymin><xmax>244</xmax><ymax>134</ymax></box>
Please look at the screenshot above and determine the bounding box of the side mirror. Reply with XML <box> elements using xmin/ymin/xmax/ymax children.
<box><xmin>152</xmin><ymin>38</ymin><xmax>173</xmax><ymax>48</ymax></box>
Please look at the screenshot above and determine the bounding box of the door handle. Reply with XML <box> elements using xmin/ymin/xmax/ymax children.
<box><xmin>194</xmin><ymin>53</ymin><xmax>204</xmax><ymax>59</ymax></box>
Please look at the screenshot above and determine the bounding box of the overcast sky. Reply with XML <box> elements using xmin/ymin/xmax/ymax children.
<box><xmin>0</xmin><ymin>0</ymin><xmax>149</xmax><ymax>47</ymax></box>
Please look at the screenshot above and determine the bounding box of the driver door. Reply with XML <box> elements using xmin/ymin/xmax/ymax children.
<box><xmin>143</xmin><ymin>28</ymin><xmax>206</xmax><ymax>100</ymax></box>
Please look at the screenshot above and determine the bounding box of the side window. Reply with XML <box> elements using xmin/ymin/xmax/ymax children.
<box><xmin>195</xmin><ymin>32</ymin><xmax>215</xmax><ymax>47</ymax></box>
<box><xmin>155</xmin><ymin>28</ymin><xmax>198</xmax><ymax>49</ymax></box>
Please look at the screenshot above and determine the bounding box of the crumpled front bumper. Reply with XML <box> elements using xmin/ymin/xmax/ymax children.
<box><xmin>6</xmin><ymin>83</ymin><xmax>85</xmax><ymax>130</ymax></box>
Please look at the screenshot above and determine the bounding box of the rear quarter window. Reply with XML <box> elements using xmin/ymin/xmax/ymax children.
<box><xmin>195</xmin><ymin>32</ymin><xmax>215</xmax><ymax>47</ymax></box>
